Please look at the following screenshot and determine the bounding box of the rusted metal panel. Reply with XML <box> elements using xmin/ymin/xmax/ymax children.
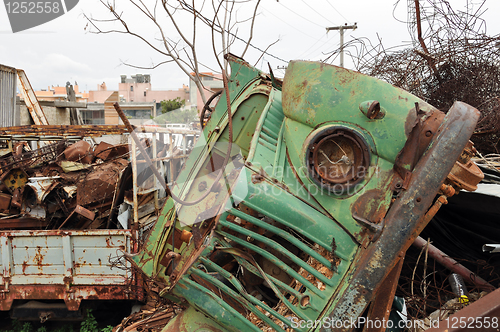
<box><xmin>0</xmin><ymin>193</ymin><xmax>11</xmax><ymax>211</ymax></box>
<box><xmin>0</xmin><ymin>284</ymin><xmax>135</xmax><ymax>311</ymax></box>
<box><xmin>365</xmin><ymin>258</ymin><xmax>404</xmax><ymax>332</ymax></box>
<box><xmin>77</xmin><ymin>158</ymin><xmax>129</xmax><ymax>206</ymax></box>
<box><xmin>0</xmin><ymin>229</ymin><xmax>135</xmax><ymax>311</ymax></box>
<box><xmin>0</xmin><ymin>125</ymin><xmax>129</xmax><ymax>139</ymax></box>
<box><xmin>94</xmin><ymin>141</ymin><xmax>129</xmax><ymax>161</ymax></box>
<box><xmin>63</xmin><ymin>140</ymin><xmax>93</xmax><ymax>164</ymax></box>
<box><xmin>0</xmin><ymin>64</ymin><xmax>18</xmax><ymax>127</ymax></box>
<box><xmin>0</xmin><ymin>218</ymin><xmax>47</xmax><ymax>229</ymax></box>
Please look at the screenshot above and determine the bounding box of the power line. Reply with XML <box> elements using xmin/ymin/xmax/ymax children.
<box><xmin>300</xmin><ymin>0</ymin><xmax>337</xmax><ymax>25</ymax></box>
<box><xmin>325</xmin><ymin>0</ymin><xmax>351</xmax><ymax>23</ymax></box>
<box><xmin>179</xmin><ymin>1</ymin><xmax>289</xmax><ymax>64</ymax></box>
<box><xmin>230</xmin><ymin>33</ymin><xmax>288</xmax><ymax>64</ymax></box>
<box><xmin>296</xmin><ymin>33</ymin><xmax>334</xmax><ymax>59</ymax></box>
<box><xmin>277</xmin><ymin>2</ymin><xmax>327</xmax><ymax>29</ymax></box>
<box><xmin>260</xmin><ymin>4</ymin><xmax>324</xmax><ymax>42</ymax></box>
<box><xmin>299</xmin><ymin>31</ymin><xmax>339</xmax><ymax>58</ymax></box>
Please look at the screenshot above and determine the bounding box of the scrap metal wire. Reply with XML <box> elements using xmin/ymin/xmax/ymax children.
<box><xmin>324</xmin><ymin>0</ymin><xmax>500</xmax><ymax>155</ymax></box>
<box><xmin>397</xmin><ymin>245</ymin><xmax>500</xmax><ymax>325</ymax></box>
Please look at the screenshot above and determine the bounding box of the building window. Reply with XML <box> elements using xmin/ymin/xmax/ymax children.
<box><xmin>81</xmin><ymin>110</ymin><xmax>105</xmax><ymax>124</ymax></box>
<box><xmin>130</xmin><ymin>86</ymin><xmax>134</xmax><ymax>92</ymax></box>
<box><xmin>144</xmin><ymin>91</ymin><xmax>146</xmax><ymax>97</ymax></box>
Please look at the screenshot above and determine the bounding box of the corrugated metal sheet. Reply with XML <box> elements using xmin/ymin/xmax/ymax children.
<box><xmin>0</xmin><ymin>64</ymin><xmax>18</xmax><ymax>127</ymax></box>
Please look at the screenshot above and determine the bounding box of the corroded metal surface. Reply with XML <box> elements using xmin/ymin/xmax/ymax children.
<box><xmin>120</xmin><ymin>57</ymin><xmax>485</xmax><ymax>332</ymax></box>
<box><xmin>0</xmin><ymin>140</ymin><xmax>67</xmax><ymax>174</ymax></box>
<box><xmin>63</xmin><ymin>140</ymin><xmax>93</xmax><ymax>164</ymax></box>
<box><xmin>76</xmin><ymin>158</ymin><xmax>129</xmax><ymax>206</ymax></box>
<box><xmin>323</xmin><ymin>101</ymin><xmax>480</xmax><ymax>331</ymax></box>
<box><xmin>0</xmin><ymin>284</ymin><xmax>134</xmax><ymax>311</ymax></box>
<box><xmin>94</xmin><ymin>142</ymin><xmax>129</xmax><ymax>161</ymax></box>
<box><xmin>365</xmin><ymin>258</ymin><xmax>404</xmax><ymax>332</ymax></box>
<box><xmin>0</xmin><ymin>125</ymin><xmax>129</xmax><ymax>138</ymax></box>
<box><xmin>0</xmin><ymin>136</ymin><xmax>160</xmax><ymax>314</ymax></box>
<box><xmin>0</xmin><ymin>229</ymin><xmax>136</xmax><ymax>311</ymax></box>
<box><xmin>412</xmin><ymin>236</ymin><xmax>494</xmax><ymax>291</ymax></box>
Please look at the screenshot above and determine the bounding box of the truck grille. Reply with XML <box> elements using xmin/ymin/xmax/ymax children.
<box><xmin>182</xmin><ymin>199</ymin><xmax>352</xmax><ymax>332</ymax></box>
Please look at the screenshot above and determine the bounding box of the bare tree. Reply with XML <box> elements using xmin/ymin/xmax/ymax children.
<box><xmin>83</xmin><ymin>0</ymin><xmax>265</xmax><ymax>107</ymax></box>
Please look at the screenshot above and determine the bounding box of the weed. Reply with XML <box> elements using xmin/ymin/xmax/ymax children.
<box><xmin>19</xmin><ymin>322</ymin><xmax>31</xmax><ymax>332</ymax></box>
<box><xmin>80</xmin><ymin>310</ymin><xmax>98</xmax><ymax>332</ymax></box>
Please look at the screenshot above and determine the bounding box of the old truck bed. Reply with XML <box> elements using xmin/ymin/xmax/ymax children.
<box><xmin>0</xmin><ymin>229</ymin><xmax>138</xmax><ymax>312</ymax></box>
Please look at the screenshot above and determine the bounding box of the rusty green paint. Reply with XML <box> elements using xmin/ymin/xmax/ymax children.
<box><xmin>130</xmin><ymin>57</ymin><xmax>479</xmax><ymax>332</ymax></box>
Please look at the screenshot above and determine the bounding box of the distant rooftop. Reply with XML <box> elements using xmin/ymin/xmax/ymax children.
<box><xmin>120</xmin><ymin>74</ymin><xmax>151</xmax><ymax>84</ymax></box>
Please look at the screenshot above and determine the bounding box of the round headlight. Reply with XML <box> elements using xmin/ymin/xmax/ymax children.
<box><xmin>306</xmin><ymin>127</ymin><xmax>370</xmax><ymax>194</ymax></box>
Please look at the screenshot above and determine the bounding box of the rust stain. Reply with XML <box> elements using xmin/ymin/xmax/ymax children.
<box><xmin>34</xmin><ymin>246</ymin><xmax>44</xmax><ymax>266</ymax></box>
<box><xmin>22</xmin><ymin>261</ymin><xmax>28</xmax><ymax>274</ymax></box>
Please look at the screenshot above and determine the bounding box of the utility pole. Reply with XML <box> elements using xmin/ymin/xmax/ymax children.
<box><xmin>326</xmin><ymin>23</ymin><xmax>357</xmax><ymax>68</ymax></box>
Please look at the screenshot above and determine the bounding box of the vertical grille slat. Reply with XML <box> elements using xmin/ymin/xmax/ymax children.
<box><xmin>228</xmin><ymin>208</ymin><xmax>334</xmax><ymax>268</ymax></box>
<box><xmin>190</xmin><ymin>269</ymin><xmax>289</xmax><ymax>332</ymax></box>
<box><xmin>197</xmin><ymin>257</ymin><xmax>312</xmax><ymax>322</ymax></box>
<box><xmin>178</xmin><ymin>277</ymin><xmax>266</xmax><ymax>332</ymax></box>
<box><xmin>218</xmin><ymin>220</ymin><xmax>334</xmax><ymax>287</ymax></box>
<box><xmin>217</xmin><ymin>230</ymin><xmax>324</xmax><ymax>298</ymax></box>
<box><xmin>257</xmin><ymin>96</ymin><xmax>285</xmax><ymax>153</ymax></box>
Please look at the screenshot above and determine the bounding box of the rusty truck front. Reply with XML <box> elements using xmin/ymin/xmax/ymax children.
<box><xmin>126</xmin><ymin>54</ymin><xmax>482</xmax><ymax>332</ymax></box>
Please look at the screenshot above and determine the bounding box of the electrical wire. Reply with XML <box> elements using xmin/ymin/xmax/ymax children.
<box><xmin>300</xmin><ymin>0</ymin><xmax>337</xmax><ymax>25</ymax></box>
<box><xmin>324</xmin><ymin>0</ymin><xmax>351</xmax><ymax>23</ymax></box>
<box><xmin>178</xmin><ymin>1</ymin><xmax>288</xmax><ymax>64</ymax></box>
<box><xmin>276</xmin><ymin>1</ymin><xmax>327</xmax><ymax>29</ymax></box>
<box><xmin>297</xmin><ymin>32</ymin><xmax>340</xmax><ymax>60</ymax></box>
<box><xmin>258</xmin><ymin>4</ymin><xmax>324</xmax><ymax>42</ymax></box>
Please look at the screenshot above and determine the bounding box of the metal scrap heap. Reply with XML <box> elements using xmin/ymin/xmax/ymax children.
<box><xmin>0</xmin><ymin>139</ymin><xmax>130</xmax><ymax>230</ymax></box>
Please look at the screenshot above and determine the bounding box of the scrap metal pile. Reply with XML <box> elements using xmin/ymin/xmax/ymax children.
<box><xmin>0</xmin><ymin>139</ymin><xmax>147</xmax><ymax>230</ymax></box>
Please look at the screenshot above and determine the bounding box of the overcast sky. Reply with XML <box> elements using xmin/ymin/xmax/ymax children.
<box><xmin>1</xmin><ymin>0</ymin><xmax>499</xmax><ymax>93</ymax></box>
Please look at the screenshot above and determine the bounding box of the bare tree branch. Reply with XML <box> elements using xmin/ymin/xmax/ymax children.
<box><xmin>84</xmin><ymin>0</ymin><xmax>279</xmax><ymax>111</ymax></box>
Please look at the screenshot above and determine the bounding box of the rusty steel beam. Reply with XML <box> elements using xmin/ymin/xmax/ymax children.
<box><xmin>0</xmin><ymin>218</ymin><xmax>47</xmax><ymax>229</ymax></box>
<box><xmin>365</xmin><ymin>258</ymin><xmax>404</xmax><ymax>332</ymax></box>
<box><xmin>426</xmin><ymin>287</ymin><xmax>500</xmax><ymax>332</ymax></box>
<box><xmin>0</xmin><ymin>284</ymin><xmax>137</xmax><ymax>311</ymax></box>
<box><xmin>135</xmin><ymin>125</ymin><xmax>199</xmax><ymax>135</ymax></box>
<box><xmin>0</xmin><ymin>125</ymin><xmax>129</xmax><ymax>138</ymax></box>
<box><xmin>413</xmin><ymin>236</ymin><xmax>495</xmax><ymax>291</ymax></box>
